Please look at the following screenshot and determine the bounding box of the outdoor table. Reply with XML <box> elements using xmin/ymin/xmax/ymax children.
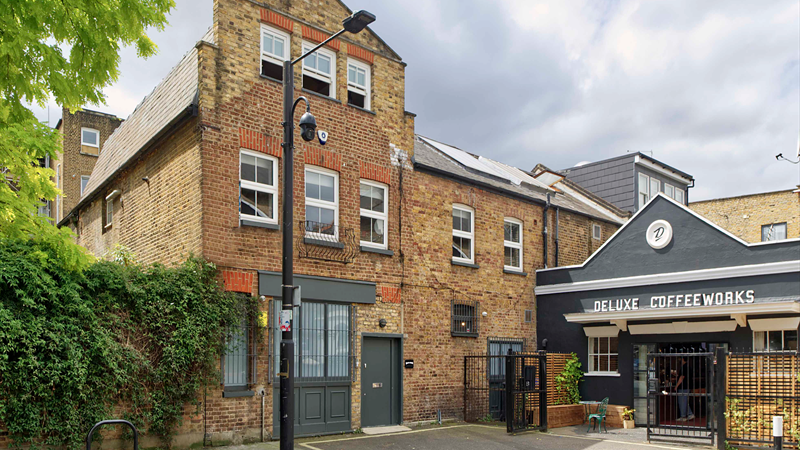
<box><xmin>579</xmin><ymin>401</ymin><xmax>601</xmax><ymax>424</ymax></box>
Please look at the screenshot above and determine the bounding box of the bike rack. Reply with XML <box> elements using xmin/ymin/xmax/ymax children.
<box><xmin>86</xmin><ymin>420</ymin><xmax>139</xmax><ymax>450</ymax></box>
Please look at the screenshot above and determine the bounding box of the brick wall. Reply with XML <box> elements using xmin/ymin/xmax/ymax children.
<box><xmin>689</xmin><ymin>188</ymin><xmax>800</xmax><ymax>243</ymax></box>
<box><xmin>55</xmin><ymin>108</ymin><xmax>123</xmax><ymax>222</ymax></box>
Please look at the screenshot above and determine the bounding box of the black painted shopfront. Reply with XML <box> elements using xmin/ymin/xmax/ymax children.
<box><xmin>535</xmin><ymin>194</ymin><xmax>800</xmax><ymax>428</ymax></box>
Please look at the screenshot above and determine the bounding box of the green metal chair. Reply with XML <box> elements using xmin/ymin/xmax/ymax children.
<box><xmin>587</xmin><ymin>397</ymin><xmax>609</xmax><ymax>433</ymax></box>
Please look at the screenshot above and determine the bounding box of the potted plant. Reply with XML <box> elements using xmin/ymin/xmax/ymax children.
<box><xmin>622</xmin><ymin>408</ymin><xmax>636</xmax><ymax>429</ymax></box>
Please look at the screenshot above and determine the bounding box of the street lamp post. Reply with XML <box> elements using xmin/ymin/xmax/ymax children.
<box><xmin>279</xmin><ymin>10</ymin><xmax>375</xmax><ymax>450</ymax></box>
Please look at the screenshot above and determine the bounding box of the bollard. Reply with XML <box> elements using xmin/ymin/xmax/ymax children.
<box><xmin>773</xmin><ymin>416</ymin><xmax>783</xmax><ymax>450</ymax></box>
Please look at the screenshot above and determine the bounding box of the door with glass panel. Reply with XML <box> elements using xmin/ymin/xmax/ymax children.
<box><xmin>633</xmin><ymin>344</ymin><xmax>655</xmax><ymax>426</ymax></box>
<box><xmin>272</xmin><ymin>301</ymin><xmax>353</xmax><ymax>437</ymax></box>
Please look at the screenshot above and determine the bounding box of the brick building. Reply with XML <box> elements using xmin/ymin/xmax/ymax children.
<box><xmin>56</xmin><ymin>0</ymin><xmax>627</xmax><ymax>445</ymax></box>
<box><xmin>51</xmin><ymin>109</ymin><xmax>123</xmax><ymax>223</ymax></box>
<box><xmin>689</xmin><ymin>187</ymin><xmax>800</xmax><ymax>243</ymax></box>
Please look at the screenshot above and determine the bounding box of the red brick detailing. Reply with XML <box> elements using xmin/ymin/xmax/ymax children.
<box><xmin>304</xmin><ymin>147</ymin><xmax>341</xmax><ymax>172</ymax></box>
<box><xmin>359</xmin><ymin>161</ymin><xmax>391</xmax><ymax>185</ymax></box>
<box><xmin>222</xmin><ymin>270</ymin><xmax>254</xmax><ymax>293</ymax></box>
<box><xmin>260</xmin><ymin>9</ymin><xmax>294</xmax><ymax>33</ymax></box>
<box><xmin>346</xmin><ymin>44</ymin><xmax>374</xmax><ymax>64</ymax></box>
<box><xmin>381</xmin><ymin>286</ymin><xmax>401</xmax><ymax>304</ymax></box>
<box><xmin>239</xmin><ymin>128</ymin><xmax>282</xmax><ymax>158</ymax></box>
<box><xmin>301</xmin><ymin>25</ymin><xmax>340</xmax><ymax>51</ymax></box>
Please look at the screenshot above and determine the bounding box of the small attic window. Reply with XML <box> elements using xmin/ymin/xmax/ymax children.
<box><xmin>592</xmin><ymin>224</ymin><xmax>602</xmax><ymax>240</ymax></box>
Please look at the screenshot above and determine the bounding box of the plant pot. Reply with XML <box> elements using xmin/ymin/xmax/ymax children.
<box><xmin>623</xmin><ymin>419</ymin><xmax>635</xmax><ymax>429</ymax></box>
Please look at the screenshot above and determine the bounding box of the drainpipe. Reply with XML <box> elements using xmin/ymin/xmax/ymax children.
<box><xmin>554</xmin><ymin>207</ymin><xmax>560</xmax><ymax>268</ymax></box>
<box><xmin>542</xmin><ymin>194</ymin><xmax>550</xmax><ymax>268</ymax></box>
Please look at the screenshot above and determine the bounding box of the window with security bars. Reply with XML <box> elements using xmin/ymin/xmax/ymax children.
<box><xmin>588</xmin><ymin>336</ymin><xmax>619</xmax><ymax>373</ymax></box>
<box><xmin>451</xmin><ymin>299</ymin><xmax>479</xmax><ymax>337</ymax></box>
<box><xmin>272</xmin><ymin>300</ymin><xmax>354</xmax><ymax>381</ymax></box>
<box><xmin>222</xmin><ymin>313</ymin><xmax>258</xmax><ymax>393</ymax></box>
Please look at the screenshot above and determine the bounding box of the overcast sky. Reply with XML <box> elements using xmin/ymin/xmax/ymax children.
<box><xmin>32</xmin><ymin>0</ymin><xmax>800</xmax><ymax>201</ymax></box>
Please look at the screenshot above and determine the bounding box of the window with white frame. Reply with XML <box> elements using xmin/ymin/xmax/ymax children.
<box><xmin>452</xmin><ymin>204</ymin><xmax>474</xmax><ymax>263</ymax></box>
<box><xmin>81</xmin><ymin>128</ymin><xmax>99</xmax><ymax>148</ymax></box>
<box><xmin>761</xmin><ymin>223</ymin><xmax>787</xmax><ymax>242</ymax></box>
<box><xmin>649</xmin><ymin>177</ymin><xmax>660</xmax><ymax>199</ymax></box>
<box><xmin>592</xmin><ymin>223</ymin><xmax>602</xmax><ymax>240</ymax></box>
<box><xmin>305</xmin><ymin>167</ymin><xmax>338</xmax><ymax>238</ymax></box>
<box><xmin>665</xmin><ymin>183</ymin><xmax>674</xmax><ymax>199</ymax></box>
<box><xmin>359</xmin><ymin>180</ymin><xmax>387</xmax><ymax>248</ymax></box>
<box><xmin>638</xmin><ymin>173</ymin><xmax>650</xmax><ymax>206</ymax></box>
<box><xmin>588</xmin><ymin>336</ymin><xmax>619</xmax><ymax>373</ymax></box>
<box><xmin>753</xmin><ymin>330</ymin><xmax>798</xmax><ymax>352</ymax></box>
<box><xmin>103</xmin><ymin>190</ymin><xmax>119</xmax><ymax>231</ymax></box>
<box><xmin>240</xmin><ymin>150</ymin><xmax>278</xmax><ymax>225</ymax></box>
<box><xmin>675</xmin><ymin>188</ymin><xmax>684</xmax><ymax>204</ymax></box>
<box><xmin>347</xmin><ymin>58</ymin><xmax>370</xmax><ymax>110</ymax></box>
<box><xmin>503</xmin><ymin>218</ymin><xmax>522</xmax><ymax>271</ymax></box>
<box><xmin>302</xmin><ymin>42</ymin><xmax>335</xmax><ymax>98</ymax></box>
<box><xmin>261</xmin><ymin>25</ymin><xmax>290</xmax><ymax>81</ymax></box>
<box><xmin>80</xmin><ymin>175</ymin><xmax>90</xmax><ymax>196</ymax></box>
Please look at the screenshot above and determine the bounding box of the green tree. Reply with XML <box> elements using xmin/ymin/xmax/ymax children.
<box><xmin>0</xmin><ymin>0</ymin><xmax>175</xmax><ymax>269</ymax></box>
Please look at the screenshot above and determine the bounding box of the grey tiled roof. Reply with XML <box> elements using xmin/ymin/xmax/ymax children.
<box><xmin>413</xmin><ymin>137</ymin><xmax>628</xmax><ymax>224</ymax></box>
<box><xmin>76</xmin><ymin>29</ymin><xmax>214</xmax><ymax>210</ymax></box>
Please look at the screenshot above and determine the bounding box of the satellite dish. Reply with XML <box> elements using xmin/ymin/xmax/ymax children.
<box><xmin>575</xmin><ymin>161</ymin><xmax>592</xmax><ymax>167</ymax></box>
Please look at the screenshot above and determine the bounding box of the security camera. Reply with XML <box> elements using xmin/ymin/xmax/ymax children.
<box><xmin>318</xmin><ymin>130</ymin><xmax>328</xmax><ymax>146</ymax></box>
<box><xmin>299</xmin><ymin>111</ymin><xmax>317</xmax><ymax>142</ymax></box>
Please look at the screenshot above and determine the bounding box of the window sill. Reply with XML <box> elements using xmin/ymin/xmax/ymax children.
<box><xmin>304</xmin><ymin>237</ymin><xmax>344</xmax><ymax>249</ymax></box>
<box><xmin>240</xmin><ymin>219</ymin><xmax>280</xmax><ymax>230</ymax></box>
<box><xmin>584</xmin><ymin>372</ymin><xmax>621</xmax><ymax>377</ymax></box>
<box><xmin>360</xmin><ymin>246</ymin><xmax>393</xmax><ymax>256</ymax></box>
<box><xmin>451</xmin><ymin>260</ymin><xmax>479</xmax><ymax>269</ymax></box>
<box><xmin>222</xmin><ymin>389</ymin><xmax>255</xmax><ymax>398</ymax></box>
<box><xmin>79</xmin><ymin>151</ymin><xmax>100</xmax><ymax>157</ymax></box>
<box><xmin>503</xmin><ymin>269</ymin><xmax>527</xmax><ymax>276</ymax></box>
<box><xmin>302</xmin><ymin>88</ymin><xmax>342</xmax><ymax>104</ymax></box>
<box><xmin>347</xmin><ymin>103</ymin><xmax>376</xmax><ymax>115</ymax></box>
<box><xmin>259</xmin><ymin>74</ymin><xmax>283</xmax><ymax>85</ymax></box>
<box><xmin>452</xmin><ymin>332</ymin><xmax>479</xmax><ymax>338</ymax></box>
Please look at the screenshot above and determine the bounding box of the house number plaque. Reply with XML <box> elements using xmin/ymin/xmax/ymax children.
<box><xmin>372</xmin><ymin>382</ymin><xmax>383</xmax><ymax>388</ymax></box>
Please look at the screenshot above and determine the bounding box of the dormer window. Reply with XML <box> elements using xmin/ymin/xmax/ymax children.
<box><xmin>347</xmin><ymin>59</ymin><xmax>370</xmax><ymax>109</ymax></box>
<box><xmin>302</xmin><ymin>42</ymin><xmax>336</xmax><ymax>98</ymax></box>
<box><xmin>261</xmin><ymin>25</ymin><xmax>289</xmax><ymax>81</ymax></box>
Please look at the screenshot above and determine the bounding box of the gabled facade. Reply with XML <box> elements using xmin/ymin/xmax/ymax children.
<box><xmin>559</xmin><ymin>152</ymin><xmax>694</xmax><ymax>213</ymax></box>
<box><xmin>58</xmin><ymin>0</ymin><xmax>627</xmax><ymax>445</ymax></box>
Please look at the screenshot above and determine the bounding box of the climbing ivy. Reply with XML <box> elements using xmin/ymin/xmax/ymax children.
<box><xmin>554</xmin><ymin>353</ymin><xmax>583</xmax><ymax>405</ymax></box>
<box><xmin>0</xmin><ymin>239</ymin><xmax>254</xmax><ymax>449</ymax></box>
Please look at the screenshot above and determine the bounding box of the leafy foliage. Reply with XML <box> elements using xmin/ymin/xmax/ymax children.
<box><xmin>622</xmin><ymin>407</ymin><xmax>635</xmax><ymax>421</ymax></box>
<box><xmin>0</xmin><ymin>0</ymin><xmax>174</xmax><ymax>268</ymax></box>
<box><xmin>0</xmin><ymin>239</ymin><xmax>252</xmax><ymax>449</ymax></box>
<box><xmin>554</xmin><ymin>353</ymin><xmax>583</xmax><ymax>405</ymax></box>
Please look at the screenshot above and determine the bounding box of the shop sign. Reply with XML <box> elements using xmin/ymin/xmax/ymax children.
<box><xmin>592</xmin><ymin>289</ymin><xmax>756</xmax><ymax>313</ymax></box>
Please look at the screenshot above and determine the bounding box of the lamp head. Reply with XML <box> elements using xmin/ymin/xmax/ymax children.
<box><xmin>299</xmin><ymin>111</ymin><xmax>317</xmax><ymax>142</ymax></box>
<box><xmin>343</xmin><ymin>10</ymin><xmax>376</xmax><ymax>34</ymax></box>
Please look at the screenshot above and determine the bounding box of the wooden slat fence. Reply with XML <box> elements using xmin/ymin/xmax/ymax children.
<box><xmin>547</xmin><ymin>353</ymin><xmax>574</xmax><ymax>406</ymax></box>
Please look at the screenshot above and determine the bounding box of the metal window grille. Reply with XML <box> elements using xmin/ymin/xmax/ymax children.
<box><xmin>271</xmin><ymin>300</ymin><xmax>356</xmax><ymax>382</ymax></box>
<box><xmin>221</xmin><ymin>316</ymin><xmax>258</xmax><ymax>388</ymax></box>
<box><xmin>451</xmin><ymin>299</ymin><xmax>479</xmax><ymax>337</ymax></box>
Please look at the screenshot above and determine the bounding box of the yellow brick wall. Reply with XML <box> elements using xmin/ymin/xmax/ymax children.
<box><xmin>689</xmin><ymin>188</ymin><xmax>800</xmax><ymax>243</ymax></box>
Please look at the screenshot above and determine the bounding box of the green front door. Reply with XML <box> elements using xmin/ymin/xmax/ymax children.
<box><xmin>361</xmin><ymin>337</ymin><xmax>401</xmax><ymax>427</ymax></box>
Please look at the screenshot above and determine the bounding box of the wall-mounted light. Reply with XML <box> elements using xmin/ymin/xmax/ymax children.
<box><xmin>378</xmin><ymin>318</ymin><xmax>387</xmax><ymax>328</ymax></box>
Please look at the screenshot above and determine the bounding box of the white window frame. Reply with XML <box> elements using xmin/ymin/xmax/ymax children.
<box><xmin>80</xmin><ymin>175</ymin><xmax>90</xmax><ymax>196</ymax></box>
<box><xmin>359</xmin><ymin>179</ymin><xmax>388</xmax><ymax>249</ymax></box>
<box><xmin>304</xmin><ymin>166</ymin><xmax>339</xmax><ymax>240</ymax></box>
<box><xmin>650</xmin><ymin>177</ymin><xmax>661</xmax><ymax>198</ymax></box>
<box><xmin>452</xmin><ymin>204</ymin><xmax>475</xmax><ymax>264</ymax></box>
<box><xmin>638</xmin><ymin>173</ymin><xmax>650</xmax><ymax>207</ymax></box>
<box><xmin>302</xmin><ymin>41</ymin><xmax>336</xmax><ymax>99</ymax></box>
<box><xmin>503</xmin><ymin>217</ymin><xmax>523</xmax><ymax>272</ymax></box>
<box><xmin>762</xmin><ymin>222</ymin><xmax>788</xmax><ymax>242</ymax></box>
<box><xmin>753</xmin><ymin>329</ymin><xmax>798</xmax><ymax>352</ymax></box>
<box><xmin>261</xmin><ymin>25</ymin><xmax>290</xmax><ymax>69</ymax></box>
<box><xmin>239</xmin><ymin>149</ymin><xmax>279</xmax><ymax>225</ymax></box>
<box><xmin>675</xmin><ymin>188</ymin><xmax>684</xmax><ymax>204</ymax></box>
<box><xmin>665</xmin><ymin>183</ymin><xmax>675</xmax><ymax>199</ymax></box>
<box><xmin>592</xmin><ymin>223</ymin><xmax>602</xmax><ymax>240</ymax></box>
<box><xmin>346</xmin><ymin>58</ymin><xmax>370</xmax><ymax>110</ymax></box>
<box><xmin>588</xmin><ymin>336</ymin><xmax>619</xmax><ymax>375</ymax></box>
<box><xmin>81</xmin><ymin>127</ymin><xmax>99</xmax><ymax>148</ymax></box>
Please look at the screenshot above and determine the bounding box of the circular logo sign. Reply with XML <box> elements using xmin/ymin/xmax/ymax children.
<box><xmin>646</xmin><ymin>220</ymin><xmax>673</xmax><ymax>249</ymax></box>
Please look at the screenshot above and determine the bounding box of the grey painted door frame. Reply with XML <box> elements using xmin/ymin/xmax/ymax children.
<box><xmin>360</xmin><ymin>333</ymin><xmax>404</xmax><ymax>427</ymax></box>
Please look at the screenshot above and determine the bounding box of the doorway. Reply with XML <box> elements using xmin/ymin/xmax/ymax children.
<box><xmin>361</xmin><ymin>336</ymin><xmax>402</xmax><ymax>427</ymax></box>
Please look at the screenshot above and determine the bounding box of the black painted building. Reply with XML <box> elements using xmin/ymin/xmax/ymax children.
<box><xmin>535</xmin><ymin>194</ymin><xmax>800</xmax><ymax>425</ymax></box>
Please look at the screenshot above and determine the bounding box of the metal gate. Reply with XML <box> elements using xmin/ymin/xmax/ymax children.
<box><xmin>646</xmin><ymin>351</ymin><xmax>722</xmax><ymax>444</ymax></box>
<box><xmin>505</xmin><ymin>351</ymin><xmax>547</xmax><ymax>433</ymax></box>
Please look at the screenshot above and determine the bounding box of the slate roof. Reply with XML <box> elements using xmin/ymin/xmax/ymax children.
<box><xmin>413</xmin><ymin>136</ymin><xmax>629</xmax><ymax>224</ymax></box>
<box><xmin>70</xmin><ymin>29</ymin><xmax>214</xmax><ymax>219</ymax></box>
